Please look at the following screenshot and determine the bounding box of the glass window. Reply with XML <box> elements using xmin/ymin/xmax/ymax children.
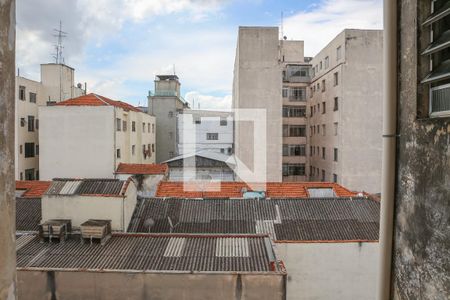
<box><xmin>25</xmin><ymin>143</ymin><xmax>35</xmax><ymax>158</ymax></box>
<box><xmin>116</xmin><ymin>118</ymin><xmax>121</xmax><ymax>131</ymax></box>
<box><xmin>19</xmin><ymin>86</ymin><xmax>26</xmax><ymax>101</ymax></box>
<box><xmin>29</xmin><ymin>92</ymin><xmax>37</xmax><ymax>103</ymax></box>
<box><xmin>27</xmin><ymin>116</ymin><xmax>34</xmax><ymax>132</ymax></box>
<box><xmin>206</xmin><ymin>133</ymin><xmax>218</xmax><ymax>140</ymax></box>
<box><xmin>336</xmin><ymin>46</ymin><xmax>342</xmax><ymax>61</ymax></box>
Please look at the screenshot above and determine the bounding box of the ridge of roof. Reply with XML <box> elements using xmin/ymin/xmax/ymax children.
<box><xmin>115</xmin><ymin>163</ymin><xmax>168</xmax><ymax>175</ymax></box>
<box><xmin>15</xmin><ymin>181</ymin><xmax>52</xmax><ymax>198</ymax></box>
<box><xmin>55</xmin><ymin>93</ymin><xmax>141</xmax><ymax>112</ymax></box>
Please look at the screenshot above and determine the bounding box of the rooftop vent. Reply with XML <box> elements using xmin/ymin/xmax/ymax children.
<box><xmin>80</xmin><ymin>219</ymin><xmax>112</xmax><ymax>245</ymax></box>
<box><xmin>39</xmin><ymin>219</ymin><xmax>72</xmax><ymax>243</ymax></box>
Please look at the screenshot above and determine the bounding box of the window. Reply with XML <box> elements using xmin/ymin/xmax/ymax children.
<box><xmin>152</xmin><ymin>144</ymin><xmax>155</xmax><ymax>152</ymax></box>
<box><xmin>142</xmin><ymin>123</ymin><xmax>145</xmax><ymax>132</ymax></box>
<box><xmin>35</xmin><ymin>145</ymin><xmax>39</xmax><ymax>156</ymax></box>
<box><xmin>283</xmin><ymin>144</ymin><xmax>289</xmax><ymax>156</ymax></box>
<box><xmin>168</xmin><ymin>111</ymin><xmax>174</xmax><ymax>118</ymax></box>
<box><xmin>24</xmin><ymin>143</ymin><xmax>35</xmax><ymax>158</ymax></box>
<box><xmin>420</xmin><ymin>0</ymin><xmax>450</xmax><ymax>116</ymax></box>
<box><xmin>36</xmin><ymin>170</ymin><xmax>39</xmax><ymax>180</ymax></box>
<box><xmin>122</xmin><ymin>120</ymin><xmax>127</xmax><ymax>132</ymax></box>
<box><xmin>207</xmin><ymin>133</ymin><xmax>219</xmax><ymax>140</ymax></box>
<box><xmin>289</xmin><ymin>125</ymin><xmax>306</xmax><ymax>137</ymax></box>
<box><xmin>116</xmin><ymin>118</ymin><xmax>121</xmax><ymax>131</ymax></box>
<box><xmin>334</xmin><ymin>122</ymin><xmax>338</xmax><ymax>135</ymax></box>
<box><xmin>334</xmin><ymin>148</ymin><xmax>338</xmax><ymax>161</ymax></box>
<box><xmin>282</xmin><ymin>164</ymin><xmax>306</xmax><ymax>176</ymax></box>
<box><xmin>324</xmin><ymin>56</ymin><xmax>329</xmax><ymax>69</ymax></box>
<box><xmin>284</xmin><ymin>106</ymin><xmax>306</xmax><ymax>117</ymax></box>
<box><xmin>290</xmin><ymin>88</ymin><xmax>306</xmax><ymax>101</ymax></box>
<box><xmin>35</xmin><ymin>119</ymin><xmax>39</xmax><ymax>130</ymax></box>
<box><xmin>283</xmin><ymin>144</ymin><xmax>305</xmax><ymax>156</ymax></box>
<box><xmin>19</xmin><ymin>86</ymin><xmax>26</xmax><ymax>100</ymax></box>
<box><xmin>336</xmin><ymin>46</ymin><xmax>342</xmax><ymax>61</ymax></box>
<box><xmin>334</xmin><ymin>97</ymin><xmax>339</xmax><ymax>111</ymax></box>
<box><xmin>20</xmin><ymin>118</ymin><xmax>25</xmax><ymax>127</ymax></box>
<box><xmin>132</xmin><ymin>145</ymin><xmax>135</xmax><ymax>155</ymax></box>
<box><xmin>322</xmin><ymin>124</ymin><xmax>326</xmax><ymax>136</ymax></box>
<box><xmin>310</xmin><ymin>126</ymin><xmax>313</xmax><ymax>137</ymax></box>
<box><xmin>282</xmin><ymin>87</ymin><xmax>289</xmax><ymax>98</ymax></box>
<box><xmin>310</xmin><ymin>107</ymin><xmax>313</xmax><ymax>117</ymax></box>
<box><xmin>321</xmin><ymin>170</ymin><xmax>325</xmax><ymax>181</ymax></box>
<box><xmin>310</xmin><ymin>87</ymin><xmax>314</xmax><ymax>98</ymax></box>
<box><xmin>29</xmin><ymin>92</ymin><xmax>36</xmax><ymax>103</ymax></box>
<box><xmin>132</xmin><ymin>121</ymin><xmax>136</xmax><ymax>132</ymax></box>
<box><xmin>220</xmin><ymin>148</ymin><xmax>225</xmax><ymax>153</ymax></box>
<box><xmin>220</xmin><ymin>118</ymin><xmax>227</xmax><ymax>126</ymax></box>
<box><xmin>322</xmin><ymin>79</ymin><xmax>326</xmax><ymax>92</ymax></box>
<box><xmin>148</xmin><ymin>144</ymin><xmax>151</xmax><ymax>157</ymax></box>
<box><xmin>152</xmin><ymin>124</ymin><xmax>155</xmax><ymax>133</ymax></box>
<box><xmin>333</xmin><ymin>174</ymin><xmax>338</xmax><ymax>183</ymax></box>
<box><xmin>322</xmin><ymin>147</ymin><xmax>326</xmax><ymax>159</ymax></box>
<box><xmin>27</xmin><ymin>116</ymin><xmax>34</xmax><ymax>132</ymax></box>
<box><xmin>194</xmin><ymin>117</ymin><xmax>201</xmax><ymax>124</ymax></box>
<box><xmin>320</xmin><ymin>61</ymin><xmax>323</xmax><ymax>70</ymax></box>
<box><xmin>322</xmin><ymin>102</ymin><xmax>326</xmax><ymax>114</ymax></box>
<box><xmin>148</xmin><ymin>123</ymin><xmax>150</xmax><ymax>132</ymax></box>
<box><xmin>116</xmin><ymin>149</ymin><xmax>121</xmax><ymax>158</ymax></box>
<box><xmin>317</xmin><ymin>125</ymin><xmax>320</xmax><ymax>134</ymax></box>
<box><xmin>334</xmin><ymin>72</ymin><xmax>339</xmax><ymax>86</ymax></box>
<box><xmin>310</xmin><ymin>146</ymin><xmax>313</xmax><ymax>156</ymax></box>
<box><xmin>19</xmin><ymin>145</ymin><xmax>22</xmax><ymax>154</ymax></box>
<box><xmin>25</xmin><ymin>169</ymin><xmax>35</xmax><ymax>181</ymax></box>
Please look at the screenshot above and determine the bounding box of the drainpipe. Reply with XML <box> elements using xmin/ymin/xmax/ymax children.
<box><xmin>376</xmin><ymin>0</ymin><xmax>398</xmax><ymax>299</ymax></box>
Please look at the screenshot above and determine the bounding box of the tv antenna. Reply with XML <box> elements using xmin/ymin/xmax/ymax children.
<box><xmin>53</xmin><ymin>21</ymin><xmax>67</xmax><ymax>64</ymax></box>
<box><xmin>280</xmin><ymin>11</ymin><xmax>284</xmax><ymax>40</ymax></box>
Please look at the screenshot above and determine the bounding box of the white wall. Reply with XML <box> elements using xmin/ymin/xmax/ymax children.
<box><xmin>39</xmin><ymin>106</ymin><xmax>116</xmax><ymax>179</ymax></box>
<box><xmin>276</xmin><ymin>242</ymin><xmax>379</xmax><ymax>300</ymax></box>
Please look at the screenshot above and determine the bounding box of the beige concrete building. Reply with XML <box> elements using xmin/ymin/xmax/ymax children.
<box><xmin>15</xmin><ymin>64</ymin><xmax>85</xmax><ymax>180</ymax></box>
<box><xmin>308</xmin><ymin>29</ymin><xmax>383</xmax><ymax>193</ymax></box>
<box><xmin>39</xmin><ymin>93</ymin><xmax>156</xmax><ymax>180</ymax></box>
<box><xmin>233</xmin><ymin>27</ymin><xmax>310</xmax><ymax>182</ymax></box>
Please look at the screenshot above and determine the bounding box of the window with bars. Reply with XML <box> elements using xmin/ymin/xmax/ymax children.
<box><xmin>282</xmin><ymin>163</ymin><xmax>306</xmax><ymax>176</ymax></box>
<box><xmin>283</xmin><ymin>144</ymin><xmax>306</xmax><ymax>156</ymax></box>
<box><xmin>206</xmin><ymin>133</ymin><xmax>218</xmax><ymax>140</ymax></box>
<box><xmin>420</xmin><ymin>0</ymin><xmax>450</xmax><ymax>116</ymax></box>
<box><xmin>29</xmin><ymin>92</ymin><xmax>37</xmax><ymax>103</ymax></box>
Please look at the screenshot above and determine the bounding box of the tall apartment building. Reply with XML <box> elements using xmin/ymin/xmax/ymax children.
<box><xmin>148</xmin><ymin>75</ymin><xmax>189</xmax><ymax>163</ymax></box>
<box><xmin>307</xmin><ymin>29</ymin><xmax>383</xmax><ymax>193</ymax></box>
<box><xmin>233</xmin><ymin>27</ymin><xmax>309</xmax><ymax>182</ymax></box>
<box><xmin>15</xmin><ymin>63</ymin><xmax>85</xmax><ymax>180</ymax></box>
<box><xmin>177</xmin><ymin>109</ymin><xmax>234</xmax><ymax>155</ymax></box>
<box><xmin>39</xmin><ymin>93</ymin><xmax>156</xmax><ymax>180</ymax></box>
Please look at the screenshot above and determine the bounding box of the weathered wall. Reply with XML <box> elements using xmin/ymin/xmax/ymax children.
<box><xmin>276</xmin><ymin>242</ymin><xmax>379</xmax><ymax>300</ymax></box>
<box><xmin>0</xmin><ymin>1</ymin><xmax>16</xmax><ymax>299</ymax></box>
<box><xmin>17</xmin><ymin>270</ymin><xmax>286</xmax><ymax>300</ymax></box>
<box><xmin>392</xmin><ymin>0</ymin><xmax>450</xmax><ymax>299</ymax></box>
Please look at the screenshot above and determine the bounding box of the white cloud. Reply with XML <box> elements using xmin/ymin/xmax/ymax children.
<box><xmin>185</xmin><ymin>91</ymin><xmax>232</xmax><ymax>110</ymax></box>
<box><xmin>283</xmin><ymin>0</ymin><xmax>383</xmax><ymax>56</ymax></box>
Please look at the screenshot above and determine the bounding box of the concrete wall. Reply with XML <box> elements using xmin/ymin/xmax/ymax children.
<box><xmin>0</xmin><ymin>1</ymin><xmax>17</xmax><ymax>298</ymax></box>
<box><xmin>39</xmin><ymin>105</ymin><xmax>115</xmax><ymax>179</ymax></box>
<box><xmin>17</xmin><ymin>270</ymin><xmax>285</xmax><ymax>300</ymax></box>
<box><xmin>40</xmin><ymin>64</ymin><xmax>84</xmax><ymax>102</ymax></box>
<box><xmin>276</xmin><ymin>242</ymin><xmax>379</xmax><ymax>300</ymax></box>
<box><xmin>308</xmin><ymin>29</ymin><xmax>383</xmax><ymax>193</ymax></box>
<box><xmin>233</xmin><ymin>27</ymin><xmax>282</xmax><ymax>182</ymax></box>
<box><xmin>391</xmin><ymin>1</ymin><xmax>450</xmax><ymax>299</ymax></box>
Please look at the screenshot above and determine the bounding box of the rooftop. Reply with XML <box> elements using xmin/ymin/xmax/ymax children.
<box><xmin>16</xmin><ymin>198</ymin><xmax>41</xmax><ymax>232</ymax></box>
<box><xmin>54</xmin><ymin>93</ymin><xmax>141</xmax><ymax>112</ymax></box>
<box><xmin>16</xmin><ymin>180</ymin><xmax>51</xmax><ymax>198</ymax></box>
<box><xmin>45</xmin><ymin>178</ymin><xmax>131</xmax><ymax>197</ymax></box>
<box><xmin>16</xmin><ymin>233</ymin><xmax>283</xmax><ymax>273</ymax></box>
<box><xmin>128</xmin><ymin>197</ymin><xmax>380</xmax><ymax>242</ymax></box>
<box><xmin>155</xmin><ymin>181</ymin><xmax>356</xmax><ymax>198</ymax></box>
<box><xmin>155</xmin><ymin>75</ymin><xmax>179</xmax><ymax>81</ymax></box>
<box><xmin>115</xmin><ymin>163</ymin><xmax>168</xmax><ymax>175</ymax></box>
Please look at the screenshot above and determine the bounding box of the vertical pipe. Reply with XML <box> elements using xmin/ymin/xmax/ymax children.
<box><xmin>0</xmin><ymin>1</ymin><xmax>16</xmax><ymax>299</ymax></box>
<box><xmin>377</xmin><ymin>0</ymin><xmax>398</xmax><ymax>299</ymax></box>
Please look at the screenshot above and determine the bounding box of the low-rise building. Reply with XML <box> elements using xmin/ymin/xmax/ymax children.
<box><xmin>15</xmin><ymin>63</ymin><xmax>85</xmax><ymax>180</ymax></box>
<box><xmin>39</xmin><ymin>93</ymin><xmax>156</xmax><ymax>179</ymax></box>
<box><xmin>177</xmin><ymin>109</ymin><xmax>234</xmax><ymax>155</ymax></box>
<box><xmin>114</xmin><ymin>163</ymin><xmax>168</xmax><ymax>197</ymax></box>
<box><xmin>41</xmin><ymin>178</ymin><xmax>137</xmax><ymax>231</ymax></box>
<box><xmin>16</xmin><ymin>233</ymin><xmax>286</xmax><ymax>300</ymax></box>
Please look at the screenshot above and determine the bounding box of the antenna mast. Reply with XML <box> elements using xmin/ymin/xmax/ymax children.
<box><xmin>53</xmin><ymin>21</ymin><xmax>67</xmax><ymax>64</ymax></box>
<box><xmin>280</xmin><ymin>11</ymin><xmax>284</xmax><ymax>40</ymax></box>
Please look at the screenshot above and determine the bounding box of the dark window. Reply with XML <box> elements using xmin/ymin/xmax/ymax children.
<box><xmin>220</xmin><ymin>148</ymin><xmax>225</xmax><ymax>153</ymax></box>
<box><xmin>152</xmin><ymin>144</ymin><xmax>155</xmax><ymax>152</ymax></box>
<box><xmin>334</xmin><ymin>148</ymin><xmax>338</xmax><ymax>161</ymax></box>
<box><xmin>35</xmin><ymin>145</ymin><xmax>39</xmax><ymax>156</ymax></box>
<box><xmin>322</xmin><ymin>102</ymin><xmax>326</xmax><ymax>114</ymax></box>
<box><xmin>334</xmin><ymin>72</ymin><xmax>339</xmax><ymax>86</ymax></box>
<box><xmin>148</xmin><ymin>123</ymin><xmax>150</xmax><ymax>132</ymax></box>
<box><xmin>321</xmin><ymin>170</ymin><xmax>325</xmax><ymax>181</ymax></box>
<box><xmin>322</xmin><ymin>147</ymin><xmax>326</xmax><ymax>159</ymax></box>
<box><xmin>27</xmin><ymin>116</ymin><xmax>34</xmax><ymax>132</ymax></box>
<box><xmin>322</xmin><ymin>79</ymin><xmax>326</xmax><ymax>92</ymax></box>
<box><xmin>25</xmin><ymin>143</ymin><xmax>35</xmax><ymax>158</ymax></box>
<box><xmin>29</xmin><ymin>92</ymin><xmax>37</xmax><ymax>103</ymax></box>
<box><xmin>116</xmin><ymin>118</ymin><xmax>121</xmax><ymax>131</ymax></box>
<box><xmin>220</xmin><ymin>118</ymin><xmax>227</xmax><ymax>126</ymax></box>
<box><xmin>20</xmin><ymin>172</ymin><xmax>23</xmax><ymax>180</ymax></box>
<box><xmin>132</xmin><ymin>121</ymin><xmax>136</xmax><ymax>132</ymax></box>
<box><xmin>206</xmin><ymin>133</ymin><xmax>218</xmax><ymax>140</ymax></box>
<box><xmin>116</xmin><ymin>149</ymin><xmax>121</xmax><ymax>158</ymax></box>
<box><xmin>132</xmin><ymin>145</ymin><xmax>135</xmax><ymax>155</ymax></box>
<box><xmin>289</xmin><ymin>125</ymin><xmax>306</xmax><ymax>137</ymax></box>
<box><xmin>19</xmin><ymin>86</ymin><xmax>26</xmax><ymax>100</ymax></box>
<box><xmin>290</xmin><ymin>88</ymin><xmax>306</xmax><ymax>101</ymax></box>
<box><xmin>123</xmin><ymin>120</ymin><xmax>127</xmax><ymax>132</ymax></box>
<box><xmin>334</xmin><ymin>97</ymin><xmax>339</xmax><ymax>111</ymax></box>
<box><xmin>283</xmin><ymin>164</ymin><xmax>306</xmax><ymax>176</ymax></box>
<box><xmin>333</xmin><ymin>174</ymin><xmax>338</xmax><ymax>183</ymax></box>
<box><xmin>25</xmin><ymin>169</ymin><xmax>35</xmax><ymax>180</ymax></box>
<box><xmin>35</xmin><ymin>119</ymin><xmax>39</xmax><ymax>130</ymax></box>
<box><xmin>19</xmin><ymin>145</ymin><xmax>23</xmax><ymax>154</ymax></box>
<box><xmin>142</xmin><ymin>123</ymin><xmax>145</xmax><ymax>132</ymax></box>
<box><xmin>20</xmin><ymin>118</ymin><xmax>25</xmax><ymax>127</ymax></box>
<box><xmin>36</xmin><ymin>170</ymin><xmax>39</xmax><ymax>180</ymax></box>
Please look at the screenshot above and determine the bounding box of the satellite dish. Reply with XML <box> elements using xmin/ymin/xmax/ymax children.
<box><xmin>143</xmin><ymin>218</ymin><xmax>155</xmax><ymax>233</ymax></box>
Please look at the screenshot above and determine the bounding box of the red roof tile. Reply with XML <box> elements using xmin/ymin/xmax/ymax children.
<box><xmin>16</xmin><ymin>181</ymin><xmax>51</xmax><ymax>198</ymax></box>
<box><xmin>116</xmin><ymin>163</ymin><xmax>168</xmax><ymax>175</ymax></box>
<box><xmin>55</xmin><ymin>93</ymin><xmax>141</xmax><ymax>112</ymax></box>
<box><xmin>155</xmin><ymin>181</ymin><xmax>357</xmax><ymax>198</ymax></box>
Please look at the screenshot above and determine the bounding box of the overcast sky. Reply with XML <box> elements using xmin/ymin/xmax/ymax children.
<box><xmin>16</xmin><ymin>0</ymin><xmax>382</xmax><ymax>109</ymax></box>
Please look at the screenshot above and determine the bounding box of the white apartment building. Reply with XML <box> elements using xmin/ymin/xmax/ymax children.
<box><xmin>39</xmin><ymin>93</ymin><xmax>156</xmax><ymax>180</ymax></box>
<box><xmin>177</xmin><ymin>109</ymin><xmax>233</xmax><ymax>155</ymax></box>
<box><xmin>15</xmin><ymin>63</ymin><xmax>85</xmax><ymax>180</ymax></box>
<box><xmin>233</xmin><ymin>27</ymin><xmax>309</xmax><ymax>182</ymax></box>
<box><xmin>308</xmin><ymin>29</ymin><xmax>383</xmax><ymax>193</ymax></box>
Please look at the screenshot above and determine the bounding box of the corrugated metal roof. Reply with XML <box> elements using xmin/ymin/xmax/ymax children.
<box><xmin>16</xmin><ymin>234</ymin><xmax>281</xmax><ymax>273</ymax></box>
<box><xmin>16</xmin><ymin>198</ymin><xmax>41</xmax><ymax>232</ymax></box>
<box><xmin>128</xmin><ymin>197</ymin><xmax>380</xmax><ymax>241</ymax></box>
<box><xmin>45</xmin><ymin>179</ymin><xmax>126</xmax><ymax>196</ymax></box>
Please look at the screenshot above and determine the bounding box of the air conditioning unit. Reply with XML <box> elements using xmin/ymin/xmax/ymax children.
<box><xmin>430</xmin><ymin>84</ymin><xmax>450</xmax><ymax>116</ymax></box>
<box><xmin>80</xmin><ymin>219</ymin><xmax>112</xmax><ymax>245</ymax></box>
<box><xmin>39</xmin><ymin>219</ymin><xmax>72</xmax><ymax>243</ymax></box>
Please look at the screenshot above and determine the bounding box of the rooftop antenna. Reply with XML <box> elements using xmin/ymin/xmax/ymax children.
<box><xmin>173</xmin><ymin>64</ymin><xmax>176</xmax><ymax>75</ymax></box>
<box><xmin>280</xmin><ymin>11</ymin><xmax>284</xmax><ymax>40</ymax></box>
<box><xmin>53</xmin><ymin>21</ymin><xmax>67</xmax><ymax>64</ymax></box>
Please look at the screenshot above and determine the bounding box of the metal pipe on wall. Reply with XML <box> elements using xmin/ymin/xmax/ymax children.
<box><xmin>376</xmin><ymin>0</ymin><xmax>398</xmax><ymax>299</ymax></box>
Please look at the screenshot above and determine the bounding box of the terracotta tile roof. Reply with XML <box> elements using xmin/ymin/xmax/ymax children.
<box><xmin>155</xmin><ymin>181</ymin><xmax>357</xmax><ymax>198</ymax></box>
<box><xmin>16</xmin><ymin>181</ymin><xmax>51</xmax><ymax>198</ymax></box>
<box><xmin>116</xmin><ymin>163</ymin><xmax>168</xmax><ymax>175</ymax></box>
<box><xmin>55</xmin><ymin>93</ymin><xmax>141</xmax><ymax>112</ymax></box>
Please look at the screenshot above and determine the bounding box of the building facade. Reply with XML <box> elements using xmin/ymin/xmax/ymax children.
<box><xmin>177</xmin><ymin>109</ymin><xmax>234</xmax><ymax>155</ymax></box>
<box><xmin>148</xmin><ymin>75</ymin><xmax>189</xmax><ymax>163</ymax></box>
<box><xmin>307</xmin><ymin>29</ymin><xmax>383</xmax><ymax>193</ymax></box>
<box><xmin>15</xmin><ymin>64</ymin><xmax>85</xmax><ymax>180</ymax></box>
<box><xmin>39</xmin><ymin>93</ymin><xmax>156</xmax><ymax>180</ymax></box>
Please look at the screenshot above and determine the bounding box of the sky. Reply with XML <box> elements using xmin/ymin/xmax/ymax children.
<box><xmin>16</xmin><ymin>0</ymin><xmax>382</xmax><ymax>109</ymax></box>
